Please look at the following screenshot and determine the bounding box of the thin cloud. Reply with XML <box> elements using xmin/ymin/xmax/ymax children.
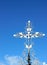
<box><xmin>0</xmin><ymin>62</ymin><xmax>6</xmax><ymax>65</ymax></box>
<box><xmin>43</xmin><ymin>62</ymin><xmax>47</xmax><ymax>65</ymax></box>
<box><xmin>4</xmin><ymin>55</ymin><xmax>26</xmax><ymax>65</ymax></box>
<box><xmin>0</xmin><ymin>55</ymin><xmax>47</xmax><ymax>65</ymax></box>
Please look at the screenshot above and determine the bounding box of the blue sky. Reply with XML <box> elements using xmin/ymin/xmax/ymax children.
<box><xmin>0</xmin><ymin>0</ymin><xmax>47</xmax><ymax>65</ymax></box>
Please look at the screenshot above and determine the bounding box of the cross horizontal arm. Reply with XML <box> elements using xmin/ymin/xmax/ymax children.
<box><xmin>13</xmin><ymin>32</ymin><xmax>45</xmax><ymax>39</ymax></box>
